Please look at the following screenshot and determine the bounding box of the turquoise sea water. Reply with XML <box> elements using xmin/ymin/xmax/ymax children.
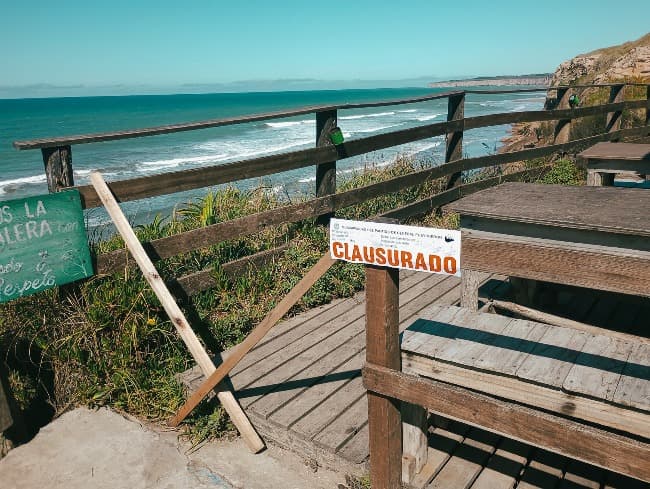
<box><xmin>0</xmin><ymin>87</ymin><xmax>545</xmax><ymax>227</ymax></box>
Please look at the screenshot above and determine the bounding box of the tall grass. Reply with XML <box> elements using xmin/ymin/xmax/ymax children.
<box><xmin>0</xmin><ymin>156</ymin><xmax>440</xmax><ymax>440</ymax></box>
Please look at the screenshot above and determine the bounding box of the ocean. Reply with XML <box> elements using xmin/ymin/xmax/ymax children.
<box><xmin>0</xmin><ymin>87</ymin><xmax>545</xmax><ymax>229</ymax></box>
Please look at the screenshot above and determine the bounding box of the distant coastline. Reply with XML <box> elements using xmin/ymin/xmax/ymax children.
<box><xmin>429</xmin><ymin>74</ymin><xmax>551</xmax><ymax>88</ymax></box>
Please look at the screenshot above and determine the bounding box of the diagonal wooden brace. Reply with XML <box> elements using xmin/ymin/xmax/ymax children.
<box><xmin>169</xmin><ymin>252</ymin><xmax>336</xmax><ymax>427</ymax></box>
<box><xmin>90</xmin><ymin>171</ymin><xmax>265</xmax><ymax>453</ymax></box>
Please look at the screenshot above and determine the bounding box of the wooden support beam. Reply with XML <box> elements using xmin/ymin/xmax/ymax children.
<box><xmin>169</xmin><ymin>252</ymin><xmax>336</xmax><ymax>426</ymax></box>
<box><xmin>606</xmin><ymin>84</ymin><xmax>624</xmax><ymax>133</ymax></box>
<box><xmin>315</xmin><ymin>109</ymin><xmax>337</xmax><ymax>226</ymax></box>
<box><xmin>488</xmin><ymin>299</ymin><xmax>650</xmax><ymax>345</ymax></box>
<box><xmin>365</xmin><ymin>264</ymin><xmax>402</xmax><ymax>489</ymax></box>
<box><xmin>363</xmin><ymin>363</ymin><xmax>650</xmax><ymax>483</ymax></box>
<box><xmin>553</xmin><ymin>87</ymin><xmax>572</xmax><ymax>145</ymax></box>
<box><xmin>89</xmin><ymin>171</ymin><xmax>265</xmax><ymax>453</ymax></box>
<box><xmin>460</xmin><ymin>268</ymin><xmax>481</xmax><ymax>311</ymax></box>
<box><xmin>41</xmin><ymin>146</ymin><xmax>74</xmax><ymax>192</ymax></box>
<box><xmin>445</xmin><ymin>92</ymin><xmax>465</xmax><ymax>189</ymax></box>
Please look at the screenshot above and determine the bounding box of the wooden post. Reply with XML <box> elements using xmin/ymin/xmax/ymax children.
<box><xmin>646</xmin><ymin>85</ymin><xmax>650</xmax><ymax>127</ymax></box>
<box><xmin>365</xmin><ymin>263</ymin><xmax>402</xmax><ymax>489</ymax></box>
<box><xmin>445</xmin><ymin>93</ymin><xmax>465</xmax><ymax>189</ymax></box>
<box><xmin>315</xmin><ymin>109</ymin><xmax>337</xmax><ymax>226</ymax></box>
<box><xmin>402</xmin><ymin>401</ymin><xmax>428</xmax><ymax>485</ymax></box>
<box><xmin>89</xmin><ymin>172</ymin><xmax>265</xmax><ymax>454</ymax></box>
<box><xmin>553</xmin><ymin>87</ymin><xmax>572</xmax><ymax>144</ymax></box>
<box><xmin>460</xmin><ymin>268</ymin><xmax>481</xmax><ymax>311</ymax></box>
<box><xmin>41</xmin><ymin>146</ymin><xmax>74</xmax><ymax>192</ymax></box>
<box><xmin>606</xmin><ymin>84</ymin><xmax>624</xmax><ymax>133</ymax></box>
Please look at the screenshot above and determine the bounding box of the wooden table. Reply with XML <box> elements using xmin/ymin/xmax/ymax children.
<box><xmin>447</xmin><ymin>182</ymin><xmax>650</xmax><ymax>309</ymax></box>
<box><xmin>578</xmin><ymin>142</ymin><xmax>650</xmax><ymax>186</ymax></box>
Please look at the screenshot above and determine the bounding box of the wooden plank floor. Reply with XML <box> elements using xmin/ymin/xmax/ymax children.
<box><xmin>181</xmin><ymin>273</ymin><xmax>650</xmax><ymax>487</ymax></box>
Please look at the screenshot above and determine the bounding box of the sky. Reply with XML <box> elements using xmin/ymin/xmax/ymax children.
<box><xmin>1</xmin><ymin>0</ymin><xmax>649</xmax><ymax>97</ymax></box>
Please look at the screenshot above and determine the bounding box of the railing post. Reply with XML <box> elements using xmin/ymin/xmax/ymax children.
<box><xmin>365</xmin><ymin>262</ymin><xmax>401</xmax><ymax>489</ymax></box>
<box><xmin>606</xmin><ymin>83</ymin><xmax>625</xmax><ymax>134</ymax></box>
<box><xmin>315</xmin><ymin>109</ymin><xmax>337</xmax><ymax>226</ymax></box>
<box><xmin>553</xmin><ymin>87</ymin><xmax>572</xmax><ymax>145</ymax></box>
<box><xmin>646</xmin><ymin>85</ymin><xmax>650</xmax><ymax>127</ymax></box>
<box><xmin>445</xmin><ymin>92</ymin><xmax>465</xmax><ymax>189</ymax></box>
<box><xmin>41</xmin><ymin>145</ymin><xmax>74</xmax><ymax>192</ymax></box>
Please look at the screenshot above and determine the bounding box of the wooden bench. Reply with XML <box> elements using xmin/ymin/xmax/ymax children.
<box><xmin>396</xmin><ymin>305</ymin><xmax>649</xmax><ymax>486</ymax></box>
<box><xmin>578</xmin><ymin>142</ymin><xmax>650</xmax><ymax>186</ymax></box>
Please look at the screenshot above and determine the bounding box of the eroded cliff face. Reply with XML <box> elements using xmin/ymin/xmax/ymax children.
<box><xmin>501</xmin><ymin>33</ymin><xmax>650</xmax><ymax>153</ymax></box>
<box><xmin>550</xmin><ymin>33</ymin><xmax>650</xmax><ymax>86</ymax></box>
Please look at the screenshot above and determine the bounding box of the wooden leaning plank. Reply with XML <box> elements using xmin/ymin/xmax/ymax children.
<box><xmin>169</xmin><ymin>252</ymin><xmax>336</xmax><ymax>426</ymax></box>
<box><xmin>89</xmin><ymin>171</ymin><xmax>265</xmax><ymax>453</ymax></box>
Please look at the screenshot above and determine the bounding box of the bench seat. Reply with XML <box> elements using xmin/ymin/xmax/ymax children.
<box><xmin>398</xmin><ymin>305</ymin><xmax>649</xmax><ymax>484</ymax></box>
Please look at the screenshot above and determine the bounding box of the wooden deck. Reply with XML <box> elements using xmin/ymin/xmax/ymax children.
<box><xmin>181</xmin><ymin>271</ymin><xmax>650</xmax><ymax>488</ymax></box>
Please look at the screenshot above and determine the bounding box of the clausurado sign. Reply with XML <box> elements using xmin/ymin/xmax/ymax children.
<box><xmin>329</xmin><ymin>218</ymin><xmax>461</xmax><ymax>276</ymax></box>
<box><xmin>0</xmin><ymin>190</ymin><xmax>93</xmax><ymax>303</ymax></box>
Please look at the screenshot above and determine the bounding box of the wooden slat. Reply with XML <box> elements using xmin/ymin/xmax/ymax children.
<box><xmin>450</xmin><ymin>182</ymin><xmax>650</xmax><ymax>237</ymax></box>
<box><xmin>362</xmin><ymin>364</ymin><xmax>650</xmax><ymax>482</ymax></box>
<box><xmin>471</xmin><ymin>438</ymin><xmax>533</xmax><ymax>489</ymax></box>
<box><xmin>461</xmin><ymin>235</ymin><xmax>650</xmax><ymax>298</ymax></box>
<box><xmin>612</xmin><ymin>342</ymin><xmax>650</xmax><ymax>411</ymax></box>
<box><xmin>515</xmin><ymin>325</ymin><xmax>589</xmax><ymax>388</ymax></box>
<box><xmin>562</xmin><ymin>335</ymin><xmax>633</xmax><ymax>402</ymax></box>
<box><xmin>578</xmin><ymin>142</ymin><xmax>650</xmax><ymax>160</ymax></box>
<box><xmin>517</xmin><ymin>449</ymin><xmax>567</xmax><ymax>489</ymax></box>
<box><xmin>428</xmin><ymin>428</ymin><xmax>499</xmax><ymax>489</ymax></box>
<box><xmin>402</xmin><ymin>352</ymin><xmax>650</xmax><ymax>439</ymax></box>
<box><xmin>463</xmin><ymin>99</ymin><xmax>650</xmax><ymax>130</ymax></box>
<box><xmin>72</xmin><ymin>115</ymin><xmax>650</xmax><ymax>209</ymax></box>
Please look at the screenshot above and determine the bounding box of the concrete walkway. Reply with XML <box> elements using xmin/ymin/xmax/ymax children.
<box><xmin>0</xmin><ymin>408</ymin><xmax>346</xmax><ymax>489</ymax></box>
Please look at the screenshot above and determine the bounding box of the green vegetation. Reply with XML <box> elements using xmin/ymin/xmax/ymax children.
<box><xmin>0</xmin><ymin>157</ymin><xmax>443</xmax><ymax>441</ymax></box>
<box><xmin>0</xmin><ymin>155</ymin><xmax>554</xmax><ymax>443</ymax></box>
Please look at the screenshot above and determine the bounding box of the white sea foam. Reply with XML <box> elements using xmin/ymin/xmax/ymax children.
<box><xmin>140</xmin><ymin>154</ymin><xmax>228</xmax><ymax>169</ymax></box>
<box><xmin>265</xmin><ymin>119</ymin><xmax>314</xmax><ymax>128</ymax></box>
<box><xmin>0</xmin><ymin>175</ymin><xmax>47</xmax><ymax>194</ymax></box>
<box><xmin>339</xmin><ymin>111</ymin><xmax>395</xmax><ymax>120</ymax></box>
<box><xmin>298</xmin><ymin>176</ymin><xmax>316</xmax><ymax>183</ymax></box>
<box><xmin>351</xmin><ymin>123</ymin><xmax>404</xmax><ymax>134</ymax></box>
<box><xmin>397</xmin><ymin>109</ymin><xmax>417</xmax><ymax>113</ymax></box>
<box><xmin>416</xmin><ymin>113</ymin><xmax>443</xmax><ymax>122</ymax></box>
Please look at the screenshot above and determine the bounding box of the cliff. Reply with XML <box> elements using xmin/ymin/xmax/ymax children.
<box><xmin>429</xmin><ymin>75</ymin><xmax>550</xmax><ymax>88</ymax></box>
<box><xmin>549</xmin><ymin>32</ymin><xmax>650</xmax><ymax>86</ymax></box>
<box><xmin>502</xmin><ymin>32</ymin><xmax>650</xmax><ymax>153</ymax></box>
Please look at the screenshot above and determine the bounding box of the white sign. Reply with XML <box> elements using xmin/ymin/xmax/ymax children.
<box><xmin>329</xmin><ymin>218</ymin><xmax>461</xmax><ymax>276</ymax></box>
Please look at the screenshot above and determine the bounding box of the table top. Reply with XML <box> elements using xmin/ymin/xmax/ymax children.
<box><xmin>578</xmin><ymin>142</ymin><xmax>650</xmax><ymax>161</ymax></box>
<box><xmin>448</xmin><ymin>182</ymin><xmax>650</xmax><ymax>238</ymax></box>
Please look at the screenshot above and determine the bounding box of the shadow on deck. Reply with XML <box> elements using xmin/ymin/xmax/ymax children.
<box><xmin>180</xmin><ymin>270</ymin><xmax>650</xmax><ymax>488</ymax></box>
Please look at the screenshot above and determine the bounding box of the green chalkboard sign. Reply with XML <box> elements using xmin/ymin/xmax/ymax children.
<box><xmin>0</xmin><ymin>190</ymin><xmax>93</xmax><ymax>303</ymax></box>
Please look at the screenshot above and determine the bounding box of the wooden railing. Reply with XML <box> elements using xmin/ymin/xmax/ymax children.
<box><xmin>12</xmin><ymin>83</ymin><xmax>650</xmax><ymax>295</ymax></box>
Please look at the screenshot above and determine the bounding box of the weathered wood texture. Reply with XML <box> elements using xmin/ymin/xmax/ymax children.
<box><xmin>315</xmin><ymin>109</ymin><xmax>338</xmax><ymax>225</ymax></box>
<box><xmin>578</xmin><ymin>141</ymin><xmax>650</xmax><ymax>161</ymax></box>
<box><xmin>606</xmin><ymin>84</ymin><xmax>625</xmax><ymax>133</ymax></box>
<box><xmin>93</xmin><ymin>165</ymin><xmax>546</xmax><ymax>277</ymax></box>
<box><xmin>176</xmin><ymin>270</ymin><xmax>648</xmax><ymax>486</ymax></box>
<box><xmin>363</xmin><ymin>364</ymin><xmax>650</xmax><ymax>482</ymax></box>
<box><xmin>445</xmin><ymin>92</ymin><xmax>465</xmax><ymax>189</ymax></box>
<box><xmin>14</xmin><ymin>89</ymin><xmax>647</xmax><ymax>151</ymax></box>
<box><xmin>365</xmin><ymin>264</ymin><xmax>401</xmax><ymax>489</ymax></box>
<box><xmin>449</xmin><ymin>182</ymin><xmax>650</xmax><ymax>237</ymax></box>
<box><xmin>41</xmin><ymin>146</ymin><xmax>74</xmax><ymax>192</ymax></box>
<box><xmin>450</xmin><ymin>182</ymin><xmax>650</xmax><ymax>297</ymax></box>
<box><xmin>401</xmin><ymin>305</ymin><xmax>650</xmax><ymax>436</ymax></box>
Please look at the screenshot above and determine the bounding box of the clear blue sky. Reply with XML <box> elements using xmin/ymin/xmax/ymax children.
<box><xmin>2</xmin><ymin>0</ymin><xmax>649</xmax><ymax>97</ymax></box>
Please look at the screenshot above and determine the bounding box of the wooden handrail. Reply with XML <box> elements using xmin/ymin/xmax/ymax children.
<box><xmin>13</xmin><ymin>84</ymin><xmax>649</xmax><ymax>150</ymax></box>
<box><xmin>12</xmin><ymin>90</ymin><xmax>464</xmax><ymax>150</ymax></box>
